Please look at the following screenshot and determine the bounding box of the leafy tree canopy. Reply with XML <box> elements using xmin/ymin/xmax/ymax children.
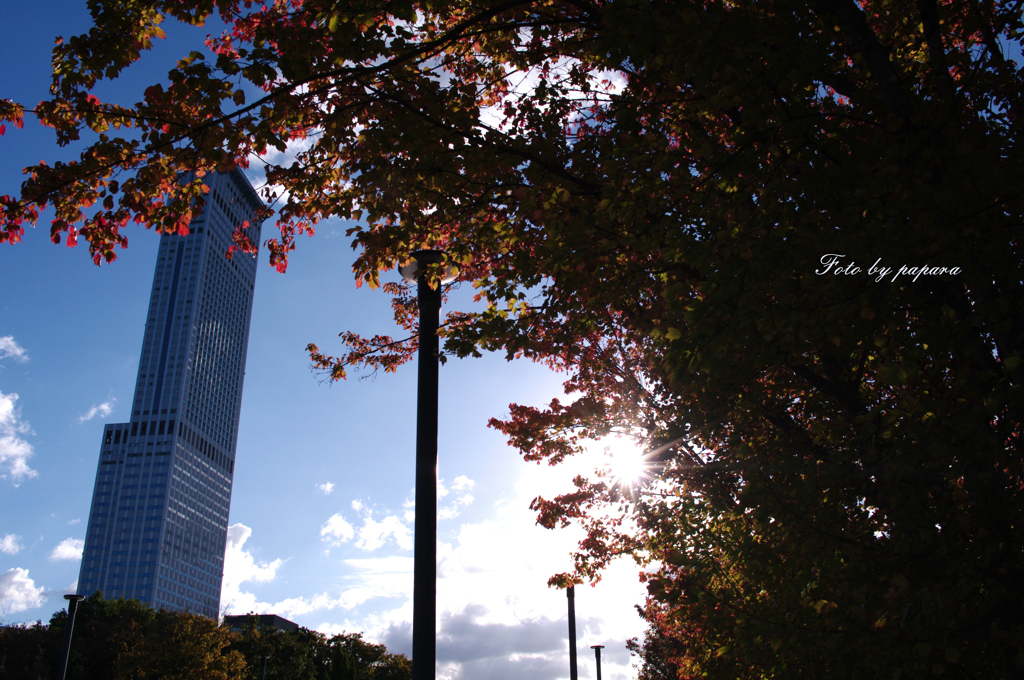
<box><xmin>0</xmin><ymin>593</ymin><xmax>245</xmax><ymax>680</ymax></box>
<box><xmin>229</xmin><ymin>618</ymin><xmax>410</xmax><ymax>680</ymax></box>
<box><xmin>2</xmin><ymin>1</ymin><xmax>1023</xmax><ymax>678</ymax></box>
<box><xmin>0</xmin><ymin>597</ymin><xmax>409</xmax><ymax>680</ymax></box>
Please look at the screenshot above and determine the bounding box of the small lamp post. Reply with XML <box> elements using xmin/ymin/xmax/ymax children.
<box><xmin>567</xmin><ymin>586</ymin><xmax>579</xmax><ymax>680</ymax></box>
<box><xmin>259</xmin><ymin>653</ymin><xmax>272</xmax><ymax>680</ymax></box>
<box><xmin>56</xmin><ymin>594</ymin><xmax>86</xmax><ymax>680</ymax></box>
<box><xmin>591</xmin><ymin>645</ymin><xmax>605</xmax><ymax>680</ymax></box>
<box><xmin>400</xmin><ymin>250</ymin><xmax>452</xmax><ymax>680</ymax></box>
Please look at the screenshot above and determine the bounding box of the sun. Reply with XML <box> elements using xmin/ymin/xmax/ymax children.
<box><xmin>602</xmin><ymin>436</ymin><xmax>649</xmax><ymax>487</ymax></box>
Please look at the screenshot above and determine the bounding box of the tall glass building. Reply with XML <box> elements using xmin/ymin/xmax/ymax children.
<box><xmin>77</xmin><ymin>169</ymin><xmax>264</xmax><ymax>619</ymax></box>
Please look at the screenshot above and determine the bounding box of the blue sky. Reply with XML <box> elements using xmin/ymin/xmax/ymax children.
<box><xmin>0</xmin><ymin>4</ymin><xmax>646</xmax><ymax>679</ymax></box>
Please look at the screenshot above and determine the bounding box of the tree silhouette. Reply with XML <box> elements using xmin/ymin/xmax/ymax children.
<box><xmin>0</xmin><ymin>597</ymin><xmax>409</xmax><ymax>680</ymax></box>
<box><xmin>2</xmin><ymin>1</ymin><xmax>1022</xmax><ymax>676</ymax></box>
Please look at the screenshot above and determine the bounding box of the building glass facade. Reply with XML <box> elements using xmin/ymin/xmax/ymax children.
<box><xmin>77</xmin><ymin>169</ymin><xmax>264</xmax><ymax>619</ymax></box>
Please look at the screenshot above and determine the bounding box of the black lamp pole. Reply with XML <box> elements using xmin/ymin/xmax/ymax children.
<box><xmin>402</xmin><ymin>250</ymin><xmax>445</xmax><ymax>680</ymax></box>
<box><xmin>591</xmin><ymin>645</ymin><xmax>605</xmax><ymax>680</ymax></box>
<box><xmin>56</xmin><ymin>594</ymin><xmax>86</xmax><ymax>680</ymax></box>
<box><xmin>567</xmin><ymin>586</ymin><xmax>579</xmax><ymax>680</ymax></box>
<box><xmin>259</xmin><ymin>653</ymin><xmax>272</xmax><ymax>680</ymax></box>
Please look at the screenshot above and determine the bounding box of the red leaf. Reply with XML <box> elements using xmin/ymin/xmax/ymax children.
<box><xmin>0</xmin><ymin>125</ymin><xmax>5</xmax><ymax>136</ymax></box>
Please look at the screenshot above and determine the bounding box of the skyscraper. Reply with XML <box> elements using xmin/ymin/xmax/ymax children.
<box><xmin>77</xmin><ymin>169</ymin><xmax>264</xmax><ymax>619</ymax></box>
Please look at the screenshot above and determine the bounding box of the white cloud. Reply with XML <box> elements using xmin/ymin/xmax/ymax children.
<box><xmin>439</xmin><ymin>476</ymin><xmax>476</xmax><ymax>520</ymax></box>
<box><xmin>0</xmin><ymin>390</ymin><xmax>37</xmax><ymax>484</ymax></box>
<box><xmin>316</xmin><ymin>622</ymin><xmax>351</xmax><ymax>637</ymax></box>
<box><xmin>318</xmin><ymin>481</ymin><xmax>336</xmax><ymax>495</ymax></box>
<box><xmin>321</xmin><ymin>513</ymin><xmax>355</xmax><ymax>546</ymax></box>
<box><xmin>251</xmin><ymin>134</ymin><xmax>316</xmax><ymax>169</ymax></box>
<box><xmin>283</xmin><ymin>556</ymin><xmax>414</xmax><ymax>618</ymax></box>
<box><xmin>450</xmin><ymin>475</ymin><xmax>475</xmax><ymax>492</ymax></box>
<box><xmin>0</xmin><ymin>567</ymin><xmax>45</xmax><ymax>616</ymax></box>
<box><xmin>0</xmin><ymin>534</ymin><xmax>23</xmax><ymax>555</ymax></box>
<box><xmin>78</xmin><ymin>399</ymin><xmax>115</xmax><ymax>424</ymax></box>
<box><xmin>220</xmin><ymin>523</ymin><xmax>284</xmax><ymax>615</ymax></box>
<box><xmin>429</xmin><ymin>607</ymin><xmax>572</xmax><ymax>680</ymax></box>
<box><xmin>49</xmin><ymin>538</ymin><xmax>84</xmax><ymax>561</ymax></box>
<box><xmin>246</xmin><ymin>135</ymin><xmax>318</xmax><ymax>208</ymax></box>
<box><xmin>67</xmin><ymin>518</ymin><xmax>81</xmax><ymax>526</ymax></box>
<box><xmin>343</xmin><ymin>456</ymin><xmax>644</xmax><ymax>680</ymax></box>
<box><xmin>355</xmin><ymin>514</ymin><xmax>412</xmax><ymax>552</ymax></box>
<box><xmin>0</xmin><ymin>336</ymin><xmax>28</xmax><ymax>363</ymax></box>
<box><xmin>323</xmin><ymin>502</ymin><xmax>414</xmax><ymax>552</ymax></box>
<box><xmin>430</xmin><ymin>450</ymin><xmax>647</xmax><ymax>680</ymax></box>
<box><xmin>323</xmin><ymin>499</ymin><xmax>415</xmax><ymax>553</ymax></box>
<box><xmin>220</xmin><ymin>451</ymin><xmax>646</xmax><ymax>680</ymax></box>
<box><xmin>227</xmin><ymin>555</ymin><xmax>415</xmax><ymax>620</ymax></box>
<box><xmin>337</xmin><ymin>556</ymin><xmax>414</xmax><ymax>606</ymax></box>
<box><xmin>439</xmin><ymin>495</ymin><xmax>475</xmax><ymax>520</ymax></box>
<box><xmin>220</xmin><ymin>518</ymin><xmax>412</xmax><ymax>619</ymax></box>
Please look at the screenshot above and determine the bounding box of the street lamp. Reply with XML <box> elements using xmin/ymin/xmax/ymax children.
<box><xmin>399</xmin><ymin>250</ymin><xmax>453</xmax><ymax>680</ymax></box>
<box><xmin>259</xmin><ymin>653</ymin><xmax>272</xmax><ymax>680</ymax></box>
<box><xmin>56</xmin><ymin>594</ymin><xmax>86</xmax><ymax>680</ymax></box>
<box><xmin>567</xmin><ymin>586</ymin><xmax>579</xmax><ymax>680</ymax></box>
<box><xmin>591</xmin><ymin>645</ymin><xmax>605</xmax><ymax>680</ymax></box>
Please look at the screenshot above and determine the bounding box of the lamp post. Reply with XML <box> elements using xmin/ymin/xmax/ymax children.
<box><xmin>567</xmin><ymin>586</ymin><xmax>579</xmax><ymax>680</ymax></box>
<box><xmin>400</xmin><ymin>250</ymin><xmax>449</xmax><ymax>680</ymax></box>
<box><xmin>259</xmin><ymin>653</ymin><xmax>272</xmax><ymax>680</ymax></box>
<box><xmin>56</xmin><ymin>594</ymin><xmax>86</xmax><ymax>680</ymax></box>
<box><xmin>591</xmin><ymin>645</ymin><xmax>605</xmax><ymax>680</ymax></box>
